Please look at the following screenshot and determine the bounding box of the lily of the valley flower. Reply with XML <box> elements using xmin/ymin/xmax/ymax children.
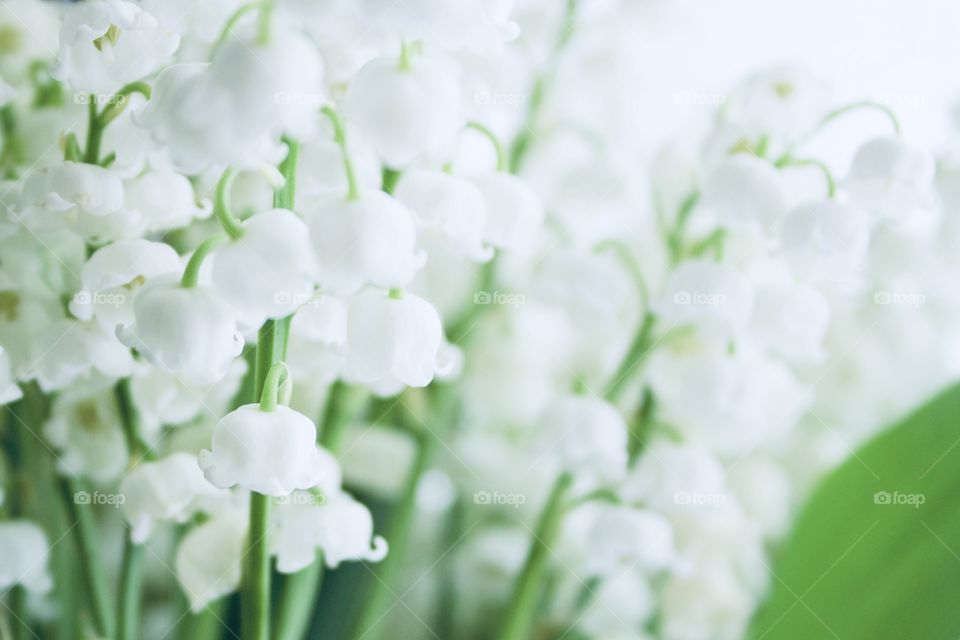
<box><xmin>210</xmin><ymin>208</ymin><xmax>320</xmax><ymax>328</ymax></box>
<box><xmin>0</xmin><ymin>521</ymin><xmax>52</xmax><ymax>594</ymax></box>
<box><xmin>120</xmin><ymin>452</ymin><xmax>226</xmax><ymax>543</ymax></box>
<box><xmin>343</xmin><ymin>289</ymin><xmax>444</xmax><ymax>393</ymax></box>
<box><xmin>199</xmin><ymin>404</ymin><xmax>339</xmax><ymax>496</ymax></box>
<box><xmin>272</xmin><ymin>489</ymin><xmax>388</xmax><ymax>572</ymax></box>
<box><xmin>118</xmin><ymin>275</ymin><xmax>243</xmax><ymax>384</ymax></box>
<box><xmin>538</xmin><ymin>395</ymin><xmax>628</xmax><ymax>487</ymax></box>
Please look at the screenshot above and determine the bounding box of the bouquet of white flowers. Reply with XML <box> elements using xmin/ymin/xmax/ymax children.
<box><xmin>0</xmin><ymin>1</ymin><xmax>958</xmax><ymax>640</ymax></box>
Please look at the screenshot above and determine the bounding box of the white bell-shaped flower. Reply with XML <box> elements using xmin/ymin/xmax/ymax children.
<box><xmin>18</xmin><ymin>162</ymin><xmax>136</xmax><ymax>241</ymax></box>
<box><xmin>343</xmin><ymin>289</ymin><xmax>444</xmax><ymax>391</ymax></box>
<box><xmin>124</xmin><ymin>168</ymin><xmax>208</xmax><ymax>232</ymax></box>
<box><xmin>0</xmin><ymin>521</ymin><xmax>52</xmax><ymax>594</ymax></box>
<box><xmin>779</xmin><ymin>200</ymin><xmax>869</xmax><ymax>285</ymax></box>
<box><xmin>43</xmin><ymin>381</ymin><xmax>128</xmax><ymax>483</ymax></box>
<box><xmin>306</xmin><ymin>191</ymin><xmax>424</xmax><ymax>295</ymax></box>
<box><xmin>583</xmin><ymin>505</ymin><xmax>676</xmax><ymax>576</ymax></box>
<box><xmin>578</xmin><ymin>569</ymin><xmax>655</xmax><ymax>638</ymax></box>
<box><xmin>620</xmin><ymin>439</ymin><xmax>727</xmax><ymax>513</ymax></box>
<box><xmin>129</xmin><ymin>356</ymin><xmax>246</xmax><ymax>438</ymax></box>
<box><xmin>749</xmin><ymin>278</ymin><xmax>829</xmax><ymax>363</ymax></box>
<box><xmin>118</xmin><ymin>276</ymin><xmax>243</xmax><ymax>384</ymax></box>
<box><xmin>210</xmin><ymin>209</ymin><xmax>319</xmax><ymax>328</ymax></box>
<box><xmin>654</xmin><ymin>259</ymin><xmax>753</xmax><ymax>341</ymax></box>
<box><xmin>648</xmin><ymin>342</ymin><xmax>810</xmax><ymax>456</ymax></box>
<box><xmin>474</xmin><ymin>172</ymin><xmax>545</xmax><ymax>254</ymax></box>
<box><xmin>70</xmin><ymin>238</ymin><xmax>182</xmax><ymax>331</ymax></box>
<box><xmin>51</xmin><ymin>0</ymin><xmax>179</xmax><ymax>94</ymax></box>
<box><xmin>538</xmin><ymin>395</ymin><xmax>628</xmax><ymax>487</ymax></box>
<box><xmin>297</xmin><ymin>136</ymin><xmax>382</xmax><ymax>201</ymax></box>
<box><xmin>136</xmin><ymin>33</ymin><xmax>323</xmax><ymax>173</ymax></box>
<box><xmin>120</xmin><ymin>453</ymin><xmax>226</xmax><ymax>543</ymax></box>
<box><xmin>175</xmin><ymin>506</ymin><xmax>246</xmax><ymax>612</ymax></box>
<box><xmin>199</xmin><ymin>404</ymin><xmax>338</xmax><ymax>496</ymax></box>
<box><xmin>287</xmin><ymin>295</ymin><xmax>348</xmax><ymax>383</ymax></box>
<box><xmin>344</xmin><ymin>55</ymin><xmax>463</xmax><ymax>167</ymax></box>
<box><xmin>845</xmin><ymin>136</ymin><xmax>936</xmax><ymax>223</ymax></box>
<box><xmin>0</xmin><ymin>347</ymin><xmax>22</xmax><ymax>405</ymax></box>
<box><xmin>272</xmin><ymin>490</ymin><xmax>388</xmax><ymax>572</ymax></box>
<box><xmin>394</xmin><ymin>169</ymin><xmax>493</xmax><ymax>261</ymax></box>
<box><xmin>701</xmin><ymin>153</ymin><xmax>788</xmax><ymax>234</ymax></box>
<box><xmin>29</xmin><ymin>318</ymin><xmax>134</xmax><ymax>391</ymax></box>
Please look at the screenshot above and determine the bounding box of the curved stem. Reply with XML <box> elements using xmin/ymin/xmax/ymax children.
<box><xmin>214</xmin><ymin>168</ymin><xmax>244</xmax><ymax>239</ymax></box>
<box><xmin>180</xmin><ymin>236</ymin><xmax>226</xmax><ymax>288</ymax></box>
<box><xmin>593</xmin><ymin>239</ymin><xmax>649</xmax><ymax>309</ymax></box>
<box><xmin>211</xmin><ymin>1</ymin><xmax>266</xmax><ymax>57</ymax></box>
<box><xmin>604</xmin><ymin>311</ymin><xmax>656</xmax><ymax>404</ymax></box>
<box><xmin>321</xmin><ymin>106</ymin><xmax>360</xmax><ymax>200</ymax></box>
<box><xmin>777</xmin><ymin>100</ymin><xmax>902</xmax><ymax>164</ymax></box>
<box><xmin>496</xmin><ymin>473</ymin><xmax>573</xmax><ymax>640</ymax></box>
<box><xmin>258</xmin><ymin>362</ymin><xmax>288</xmax><ymax>412</ymax></box>
<box><xmin>667</xmin><ymin>190</ymin><xmax>701</xmax><ymax>266</ymax></box>
<box><xmin>776</xmin><ymin>157</ymin><xmax>836</xmax><ymax>198</ymax></box>
<box><xmin>257</xmin><ymin>0</ymin><xmax>273</xmax><ymax>45</ymax></box>
<box><xmin>98</xmin><ymin>82</ymin><xmax>152</xmax><ymax>127</ymax></box>
<box><xmin>274</xmin><ymin>137</ymin><xmax>299</xmax><ymax>209</ymax></box>
<box><xmin>83</xmin><ymin>82</ymin><xmax>151</xmax><ymax>164</ymax></box>
<box><xmin>508</xmin><ymin>0</ymin><xmax>579</xmax><ymax>173</ymax></box>
<box><xmin>467</xmin><ymin>121</ymin><xmax>506</xmax><ymax>172</ymax></box>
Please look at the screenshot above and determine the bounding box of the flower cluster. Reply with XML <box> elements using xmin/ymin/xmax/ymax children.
<box><xmin>0</xmin><ymin>2</ymin><xmax>957</xmax><ymax>640</ymax></box>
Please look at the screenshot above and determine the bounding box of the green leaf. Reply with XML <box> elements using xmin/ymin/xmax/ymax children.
<box><xmin>750</xmin><ymin>382</ymin><xmax>960</xmax><ymax>640</ymax></box>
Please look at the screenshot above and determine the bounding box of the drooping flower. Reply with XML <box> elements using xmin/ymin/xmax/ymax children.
<box><xmin>175</xmin><ymin>506</ymin><xmax>247</xmax><ymax>612</ymax></box>
<box><xmin>701</xmin><ymin>153</ymin><xmax>788</xmax><ymax>234</ymax></box>
<box><xmin>0</xmin><ymin>521</ymin><xmax>52</xmax><ymax>594</ymax></box>
<box><xmin>654</xmin><ymin>259</ymin><xmax>754</xmax><ymax>341</ymax></box>
<box><xmin>845</xmin><ymin>136</ymin><xmax>937</xmax><ymax>223</ymax></box>
<box><xmin>473</xmin><ymin>171</ymin><xmax>545</xmax><ymax>254</ymax></box>
<box><xmin>120</xmin><ymin>452</ymin><xmax>226</xmax><ymax>543</ymax></box>
<box><xmin>306</xmin><ymin>191</ymin><xmax>424</xmax><ymax>295</ymax></box>
<box><xmin>199</xmin><ymin>404</ymin><xmax>339</xmax><ymax>496</ymax></box>
<box><xmin>51</xmin><ymin>0</ymin><xmax>179</xmax><ymax>94</ymax></box>
<box><xmin>272</xmin><ymin>490</ymin><xmax>387</xmax><ymax>572</ymax></box>
<box><xmin>537</xmin><ymin>394</ymin><xmax>628</xmax><ymax>487</ymax></box>
<box><xmin>118</xmin><ymin>276</ymin><xmax>243</xmax><ymax>384</ymax></box>
<box><xmin>342</xmin><ymin>289</ymin><xmax>444</xmax><ymax>393</ymax></box>
<box><xmin>344</xmin><ymin>54</ymin><xmax>463</xmax><ymax>168</ymax></box>
<box><xmin>210</xmin><ymin>208</ymin><xmax>319</xmax><ymax>328</ymax></box>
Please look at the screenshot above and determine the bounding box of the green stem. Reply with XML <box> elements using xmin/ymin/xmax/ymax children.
<box><xmin>275</xmin><ymin>136</ymin><xmax>299</xmax><ymax>209</ymax></box>
<box><xmin>180</xmin><ymin>236</ymin><xmax>226</xmax><ymax>288</ymax></box>
<box><xmin>351</xmin><ymin>432</ymin><xmax>434</xmax><ymax>640</ymax></box>
<box><xmin>242</xmin><ymin>128</ymin><xmax>300</xmax><ymax>640</ymax></box>
<box><xmin>213</xmin><ymin>168</ymin><xmax>244</xmax><ymax>239</ymax></box>
<box><xmin>603</xmin><ymin>312</ymin><xmax>656</xmax><ymax>404</ymax></box>
<box><xmin>211</xmin><ymin>1</ymin><xmax>266</xmax><ymax>56</ymax></box>
<box><xmin>82</xmin><ymin>82</ymin><xmax>151</xmax><ymax>164</ymax></box>
<box><xmin>381</xmin><ymin>167</ymin><xmax>401</xmax><ymax>195</ymax></box>
<box><xmin>628</xmin><ymin>387</ymin><xmax>656</xmax><ymax>464</ymax></box>
<box><xmin>116</xmin><ymin>540</ymin><xmax>145</xmax><ymax>640</ymax></box>
<box><xmin>274</xmin><ymin>381</ymin><xmax>366</xmax><ymax>640</ymax></box>
<box><xmin>321</xmin><ymin>106</ymin><xmax>360</xmax><ymax>200</ymax></box>
<box><xmin>59</xmin><ymin>476</ymin><xmax>113</xmax><ymax>639</ymax></box>
<box><xmin>496</xmin><ymin>473</ymin><xmax>573</xmax><ymax>640</ymax></box>
<box><xmin>115</xmin><ymin>378</ymin><xmax>152</xmax><ymax>460</ymax></box>
<box><xmin>257</xmin><ymin>0</ymin><xmax>273</xmax><ymax>45</ymax></box>
<box><xmin>776</xmin><ymin>100</ymin><xmax>901</xmax><ymax>164</ymax></box>
<box><xmin>508</xmin><ymin>0</ymin><xmax>578</xmax><ymax>173</ymax></box>
<box><xmin>667</xmin><ymin>191</ymin><xmax>701</xmax><ymax>266</ymax></box>
<box><xmin>467</xmin><ymin>121</ymin><xmax>506</xmax><ymax>172</ymax></box>
<box><xmin>258</xmin><ymin>362</ymin><xmax>288</xmax><ymax>412</ymax></box>
<box><xmin>776</xmin><ymin>156</ymin><xmax>836</xmax><ymax>198</ymax></box>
